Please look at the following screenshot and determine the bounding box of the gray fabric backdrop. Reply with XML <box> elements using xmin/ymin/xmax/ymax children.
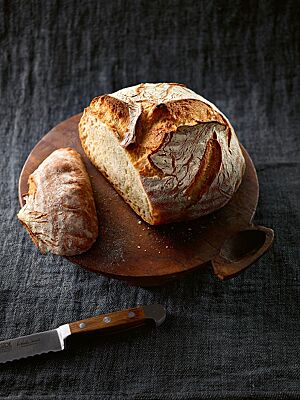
<box><xmin>0</xmin><ymin>0</ymin><xmax>299</xmax><ymax>398</ymax></box>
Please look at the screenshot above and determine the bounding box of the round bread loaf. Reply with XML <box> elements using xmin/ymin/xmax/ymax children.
<box><xmin>79</xmin><ymin>83</ymin><xmax>245</xmax><ymax>224</ymax></box>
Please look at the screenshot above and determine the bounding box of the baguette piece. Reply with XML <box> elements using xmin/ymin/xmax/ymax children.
<box><xmin>79</xmin><ymin>83</ymin><xmax>245</xmax><ymax>225</ymax></box>
<box><xmin>18</xmin><ymin>148</ymin><xmax>98</xmax><ymax>255</ymax></box>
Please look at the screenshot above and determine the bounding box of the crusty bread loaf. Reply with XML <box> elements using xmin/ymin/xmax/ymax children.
<box><xmin>79</xmin><ymin>83</ymin><xmax>245</xmax><ymax>225</ymax></box>
<box><xmin>18</xmin><ymin>148</ymin><xmax>98</xmax><ymax>255</ymax></box>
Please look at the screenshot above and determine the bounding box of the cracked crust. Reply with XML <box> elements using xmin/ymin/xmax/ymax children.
<box><xmin>79</xmin><ymin>83</ymin><xmax>245</xmax><ymax>224</ymax></box>
<box><xmin>17</xmin><ymin>148</ymin><xmax>99</xmax><ymax>255</ymax></box>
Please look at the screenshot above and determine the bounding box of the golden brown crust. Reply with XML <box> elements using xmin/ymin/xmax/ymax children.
<box><xmin>17</xmin><ymin>148</ymin><xmax>98</xmax><ymax>255</ymax></box>
<box><xmin>88</xmin><ymin>88</ymin><xmax>226</xmax><ymax>163</ymax></box>
<box><xmin>185</xmin><ymin>136</ymin><xmax>222</xmax><ymax>206</ymax></box>
<box><xmin>79</xmin><ymin>83</ymin><xmax>246</xmax><ymax>225</ymax></box>
<box><xmin>90</xmin><ymin>95</ymin><xmax>142</xmax><ymax>147</ymax></box>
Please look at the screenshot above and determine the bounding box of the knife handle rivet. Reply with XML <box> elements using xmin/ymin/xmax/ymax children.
<box><xmin>79</xmin><ymin>323</ymin><xmax>86</xmax><ymax>329</ymax></box>
<box><xmin>128</xmin><ymin>311</ymin><xmax>135</xmax><ymax>318</ymax></box>
<box><xmin>103</xmin><ymin>316</ymin><xmax>111</xmax><ymax>324</ymax></box>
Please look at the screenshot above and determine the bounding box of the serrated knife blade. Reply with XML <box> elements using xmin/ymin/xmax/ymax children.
<box><xmin>0</xmin><ymin>325</ymin><xmax>70</xmax><ymax>364</ymax></box>
<box><xmin>0</xmin><ymin>304</ymin><xmax>166</xmax><ymax>364</ymax></box>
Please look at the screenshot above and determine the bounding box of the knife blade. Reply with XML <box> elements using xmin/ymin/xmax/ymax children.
<box><xmin>0</xmin><ymin>304</ymin><xmax>166</xmax><ymax>364</ymax></box>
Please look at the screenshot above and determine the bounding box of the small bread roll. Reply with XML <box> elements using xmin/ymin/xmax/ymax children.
<box><xmin>18</xmin><ymin>148</ymin><xmax>98</xmax><ymax>256</ymax></box>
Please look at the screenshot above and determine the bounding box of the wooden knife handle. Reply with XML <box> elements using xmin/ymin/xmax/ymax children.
<box><xmin>69</xmin><ymin>306</ymin><xmax>150</xmax><ymax>335</ymax></box>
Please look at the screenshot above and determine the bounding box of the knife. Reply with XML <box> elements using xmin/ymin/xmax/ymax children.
<box><xmin>0</xmin><ymin>304</ymin><xmax>166</xmax><ymax>364</ymax></box>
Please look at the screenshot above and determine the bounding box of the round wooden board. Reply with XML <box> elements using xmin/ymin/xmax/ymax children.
<box><xmin>19</xmin><ymin>114</ymin><xmax>259</xmax><ymax>286</ymax></box>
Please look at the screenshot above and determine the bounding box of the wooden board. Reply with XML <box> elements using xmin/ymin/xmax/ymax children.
<box><xmin>19</xmin><ymin>114</ymin><xmax>274</xmax><ymax>286</ymax></box>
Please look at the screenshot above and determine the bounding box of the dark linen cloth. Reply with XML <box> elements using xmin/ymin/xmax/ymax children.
<box><xmin>0</xmin><ymin>1</ymin><xmax>299</xmax><ymax>398</ymax></box>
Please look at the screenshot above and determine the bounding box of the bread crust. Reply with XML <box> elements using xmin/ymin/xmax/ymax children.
<box><xmin>79</xmin><ymin>83</ymin><xmax>245</xmax><ymax>224</ymax></box>
<box><xmin>18</xmin><ymin>148</ymin><xmax>98</xmax><ymax>255</ymax></box>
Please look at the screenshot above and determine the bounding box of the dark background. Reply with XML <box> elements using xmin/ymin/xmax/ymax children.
<box><xmin>0</xmin><ymin>1</ymin><xmax>299</xmax><ymax>399</ymax></box>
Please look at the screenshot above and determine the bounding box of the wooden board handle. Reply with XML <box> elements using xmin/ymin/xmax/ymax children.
<box><xmin>211</xmin><ymin>225</ymin><xmax>274</xmax><ymax>280</ymax></box>
<box><xmin>69</xmin><ymin>304</ymin><xmax>166</xmax><ymax>335</ymax></box>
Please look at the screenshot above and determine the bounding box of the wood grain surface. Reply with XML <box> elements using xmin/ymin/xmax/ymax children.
<box><xmin>69</xmin><ymin>306</ymin><xmax>146</xmax><ymax>335</ymax></box>
<box><xmin>18</xmin><ymin>114</ymin><xmax>273</xmax><ymax>285</ymax></box>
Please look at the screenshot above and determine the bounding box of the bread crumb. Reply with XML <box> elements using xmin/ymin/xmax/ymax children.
<box><xmin>144</xmin><ymin>249</ymin><xmax>147</xmax><ymax>252</ymax></box>
<box><xmin>165</xmin><ymin>246</ymin><xmax>169</xmax><ymax>249</ymax></box>
<box><xmin>137</xmin><ymin>245</ymin><xmax>141</xmax><ymax>249</ymax></box>
<box><xmin>138</xmin><ymin>220</ymin><xmax>142</xmax><ymax>225</ymax></box>
<box><xmin>188</xmin><ymin>228</ymin><xmax>192</xmax><ymax>231</ymax></box>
